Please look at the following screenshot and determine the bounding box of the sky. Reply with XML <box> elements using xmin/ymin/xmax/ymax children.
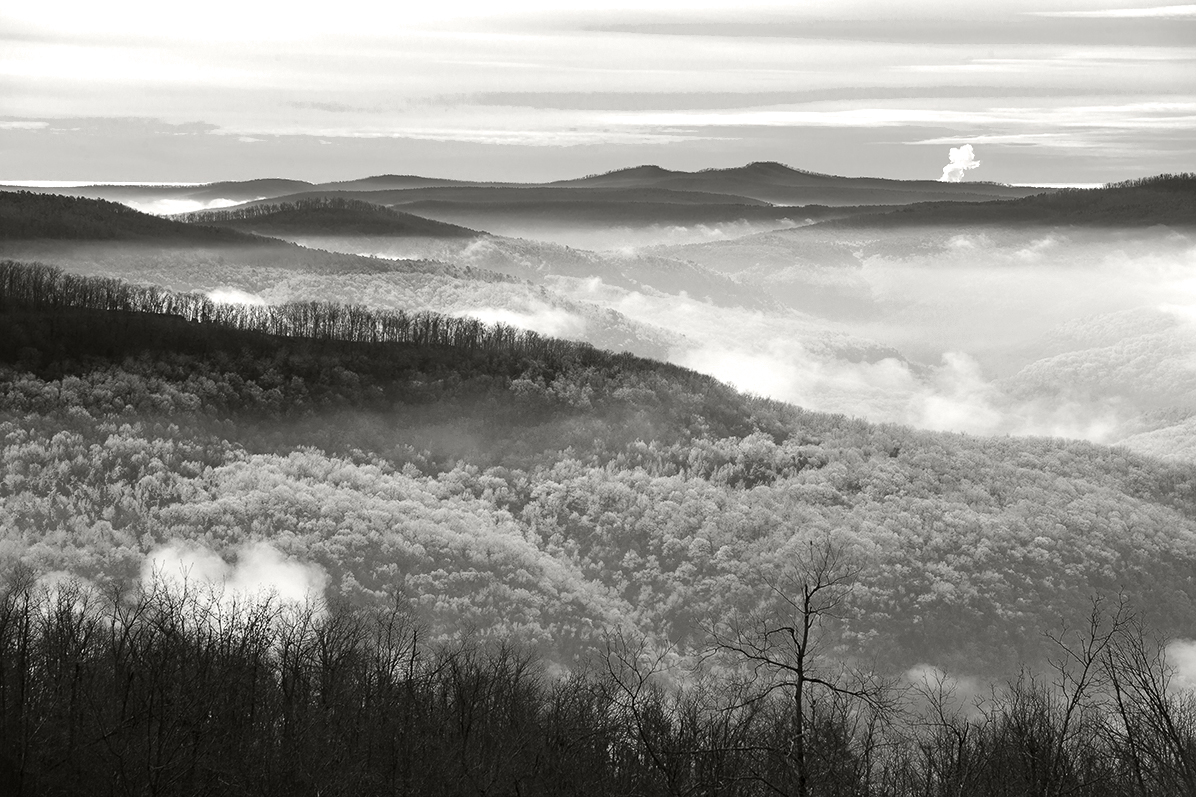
<box><xmin>1</xmin><ymin>0</ymin><xmax>1193</xmax><ymax>184</ymax></box>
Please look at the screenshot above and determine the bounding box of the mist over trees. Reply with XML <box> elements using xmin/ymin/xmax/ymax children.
<box><xmin>2</xmin><ymin>169</ymin><xmax>1196</xmax><ymax>797</ymax></box>
<box><xmin>4</xmin><ymin>259</ymin><xmax>1196</xmax><ymax>664</ymax></box>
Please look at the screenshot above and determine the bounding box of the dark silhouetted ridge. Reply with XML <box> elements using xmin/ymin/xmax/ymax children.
<box><xmin>711</xmin><ymin>161</ymin><xmax>827</xmax><ymax>178</ymax></box>
<box><xmin>550</xmin><ymin>161</ymin><xmax>1052</xmax><ymax>205</ymax></box>
<box><xmin>0</xmin><ymin>191</ymin><xmax>271</xmax><ymax>243</ymax></box>
<box><xmin>315</xmin><ymin>174</ymin><xmax>491</xmax><ymax>191</ymax></box>
<box><xmin>174</xmin><ymin>197</ymin><xmax>484</xmax><ymax>237</ymax></box>
<box><xmin>821</xmin><ymin>172</ymin><xmax>1196</xmax><ymax>228</ymax></box>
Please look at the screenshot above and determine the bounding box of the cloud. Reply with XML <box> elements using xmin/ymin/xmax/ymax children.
<box><xmin>911</xmin><ymin>132</ymin><xmax>1096</xmax><ymax>148</ymax></box>
<box><xmin>1027</xmin><ymin>4</ymin><xmax>1196</xmax><ymax>18</ymax></box>
<box><xmin>251</xmin><ymin>126</ymin><xmax>704</xmax><ymax>147</ymax></box>
<box><xmin>939</xmin><ymin>143</ymin><xmax>980</xmax><ymax>182</ymax></box>
<box><xmin>142</xmin><ymin>540</ymin><xmax>329</xmax><ymax>604</ymax></box>
<box><xmin>208</xmin><ymin>288</ymin><xmax>267</xmax><ymax>306</ymax></box>
<box><xmin>456</xmin><ymin>303</ymin><xmax>588</xmax><ymax>339</ymax></box>
<box><xmin>1167</xmin><ymin>639</ymin><xmax>1196</xmax><ymax>691</ymax></box>
<box><xmin>123</xmin><ymin>197</ymin><xmax>250</xmax><ymax>215</ymax></box>
<box><xmin>553</xmin><ymin>230</ymin><xmax>1196</xmax><ymax>447</ymax></box>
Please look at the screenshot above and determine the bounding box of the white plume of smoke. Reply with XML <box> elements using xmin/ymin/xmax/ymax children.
<box><xmin>939</xmin><ymin>144</ymin><xmax>981</xmax><ymax>183</ymax></box>
<box><xmin>141</xmin><ymin>540</ymin><xmax>328</xmax><ymax>605</ymax></box>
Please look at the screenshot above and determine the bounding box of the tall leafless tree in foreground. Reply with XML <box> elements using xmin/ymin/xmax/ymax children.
<box><xmin>709</xmin><ymin>537</ymin><xmax>893</xmax><ymax>797</ymax></box>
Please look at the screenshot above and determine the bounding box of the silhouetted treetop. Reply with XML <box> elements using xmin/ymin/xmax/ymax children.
<box><xmin>174</xmin><ymin>196</ymin><xmax>484</xmax><ymax>238</ymax></box>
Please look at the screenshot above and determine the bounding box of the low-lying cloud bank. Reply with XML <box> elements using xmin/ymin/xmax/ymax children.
<box><xmin>142</xmin><ymin>540</ymin><xmax>328</xmax><ymax>604</ymax></box>
<box><xmin>454</xmin><ymin>301</ymin><xmax>588</xmax><ymax>340</ymax></box>
<box><xmin>124</xmin><ymin>197</ymin><xmax>256</xmax><ymax>216</ymax></box>
<box><xmin>551</xmin><ymin>228</ymin><xmax>1196</xmax><ymax>449</ymax></box>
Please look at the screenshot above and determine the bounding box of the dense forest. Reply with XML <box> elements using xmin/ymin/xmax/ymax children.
<box><xmin>175</xmin><ymin>197</ymin><xmax>482</xmax><ymax>238</ymax></box>
<box><xmin>3</xmin><ymin>259</ymin><xmax>1196</xmax><ymax>794</ymax></box>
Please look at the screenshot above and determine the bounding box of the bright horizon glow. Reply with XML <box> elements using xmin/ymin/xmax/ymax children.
<box><xmin>0</xmin><ymin>180</ymin><xmax>206</xmax><ymax>187</ymax></box>
<box><xmin>1</xmin><ymin>0</ymin><xmax>1191</xmax><ymax>183</ymax></box>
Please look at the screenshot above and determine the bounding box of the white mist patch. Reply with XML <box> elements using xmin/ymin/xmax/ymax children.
<box><xmin>124</xmin><ymin>197</ymin><xmax>258</xmax><ymax>216</ymax></box>
<box><xmin>457</xmin><ymin>303</ymin><xmax>587</xmax><ymax>339</ymax></box>
<box><xmin>142</xmin><ymin>540</ymin><xmax>328</xmax><ymax>604</ymax></box>
<box><xmin>596</xmin><ymin>220</ymin><xmax>807</xmax><ymax>251</ymax></box>
<box><xmin>905</xmin><ymin>664</ymin><xmax>986</xmax><ymax>718</ymax></box>
<box><xmin>557</xmin><ymin>277</ymin><xmax>1133</xmax><ymax>441</ymax></box>
<box><xmin>475</xmin><ymin>220</ymin><xmax>809</xmax><ymax>251</ymax></box>
<box><xmin>939</xmin><ymin>144</ymin><xmax>980</xmax><ymax>183</ymax></box>
<box><xmin>207</xmin><ymin>287</ymin><xmax>267</xmax><ymax>306</ymax></box>
<box><xmin>1168</xmin><ymin>639</ymin><xmax>1196</xmax><ymax>692</ymax></box>
<box><xmin>34</xmin><ymin>570</ymin><xmax>98</xmax><ymax>608</ymax></box>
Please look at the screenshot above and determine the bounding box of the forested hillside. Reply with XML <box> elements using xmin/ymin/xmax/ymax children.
<box><xmin>826</xmin><ymin>173</ymin><xmax>1196</xmax><ymax>229</ymax></box>
<box><xmin>3</xmin><ymin>260</ymin><xmax>1195</xmax><ymax>671</ymax></box>
<box><xmin>4</xmin><ymin>259</ymin><xmax>1196</xmax><ymax>795</ymax></box>
<box><xmin>0</xmin><ymin>192</ymin><xmax>685</xmax><ymax>359</ymax></box>
<box><xmin>176</xmin><ymin>197</ymin><xmax>482</xmax><ymax>238</ymax></box>
<box><xmin>0</xmin><ymin>191</ymin><xmax>267</xmax><ymax>243</ymax></box>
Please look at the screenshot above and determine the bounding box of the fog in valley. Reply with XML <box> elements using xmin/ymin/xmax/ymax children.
<box><xmin>640</xmin><ymin>227</ymin><xmax>1196</xmax><ymax>445</ymax></box>
<box><xmin>234</xmin><ymin>222</ymin><xmax>1196</xmax><ymax>460</ymax></box>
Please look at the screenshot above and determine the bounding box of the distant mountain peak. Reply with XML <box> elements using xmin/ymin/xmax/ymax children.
<box><xmin>725</xmin><ymin>161</ymin><xmax>829</xmax><ymax>178</ymax></box>
<box><xmin>745</xmin><ymin>161</ymin><xmax>806</xmax><ymax>172</ymax></box>
<box><xmin>586</xmin><ymin>164</ymin><xmax>678</xmax><ymax>179</ymax></box>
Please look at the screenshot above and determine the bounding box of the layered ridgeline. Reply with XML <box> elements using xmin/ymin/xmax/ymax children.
<box><xmin>0</xmin><ymin>190</ymin><xmax>680</xmax><ymax>358</ymax></box>
<box><xmin>171</xmin><ymin>196</ymin><xmax>780</xmax><ymax>312</ymax></box>
<box><xmin>0</xmin><ymin>190</ymin><xmax>269</xmax><ymax>243</ymax></box>
<box><xmin>8</xmin><ymin>162</ymin><xmax>1056</xmax><ymax>249</ymax></box>
<box><xmin>644</xmin><ymin>176</ymin><xmax>1196</xmax><ymax>460</ymax></box>
<box><xmin>4</xmin><ymin>260</ymin><xmax>1196</xmax><ymax>680</ymax></box>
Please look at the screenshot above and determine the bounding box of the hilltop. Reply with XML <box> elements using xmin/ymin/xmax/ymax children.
<box><xmin>0</xmin><ymin>191</ymin><xmax>269</xmax><ymax>243</ymax></box>
<box><xmin>822</xmin><ymin>173</ymin><xmax>1196</xmax><ymax>229</ymax></box>
<box><xmin>173</xmin><ymin>197</ymin><xmax>484</xmax><ymax>238</ymax></box>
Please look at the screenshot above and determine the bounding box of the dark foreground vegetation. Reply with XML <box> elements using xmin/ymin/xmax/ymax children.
<box><xmin>1</xmin><ymin>571</ymin><xmax>1194</xmax><ymax>797</ymax></box>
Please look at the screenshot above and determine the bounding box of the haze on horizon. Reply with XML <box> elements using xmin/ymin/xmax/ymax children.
<box><xmin>2</xmin><ymin>0</ymin><xmax>1193</xmax><ymax>185</ymax></box>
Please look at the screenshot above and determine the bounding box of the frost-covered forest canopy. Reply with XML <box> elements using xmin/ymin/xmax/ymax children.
<box><xmin>2</xmin><ymin>172</ymin><xmax>1196</xmax><ymax>796</ymax></box>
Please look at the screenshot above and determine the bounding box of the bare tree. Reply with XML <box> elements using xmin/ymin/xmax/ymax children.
<box><xmin>709</xmin><ymin>536</ymin><xmax>891</xmax><ymax>797</ymax></box>
<box><xmin>1104</xmin><ymin>615</ymin><xmax>1196</xmax><ymax>796</ymax></box>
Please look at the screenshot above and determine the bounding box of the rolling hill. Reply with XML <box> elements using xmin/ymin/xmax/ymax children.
<box><xmin>0</xmin><ymin>190</ymin><xmax>270</xmax><ymax>243</ymax></box>
<box><xmin>3</xmin><ymin>260</ymin><xmax>1196</xmax><ymax>679</ymax></box>
<box><xmin>0</xmin><ymin>190</ymin><xmax>682</xmax><ymax>358</ymax></box>
<box><xmin>0</xmin><ymin>178</ymin><xmax>314</xmax><ymax>208</ymax></box>
<box><xmin>173</xmin><ymin>197</ymin><xmax>483</xmax><ymax>238</ymax></box>
<box><xmin>821</xmin><ymin>173</ymin><xmax>1196</xmax><ymax>229</ymax></box>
